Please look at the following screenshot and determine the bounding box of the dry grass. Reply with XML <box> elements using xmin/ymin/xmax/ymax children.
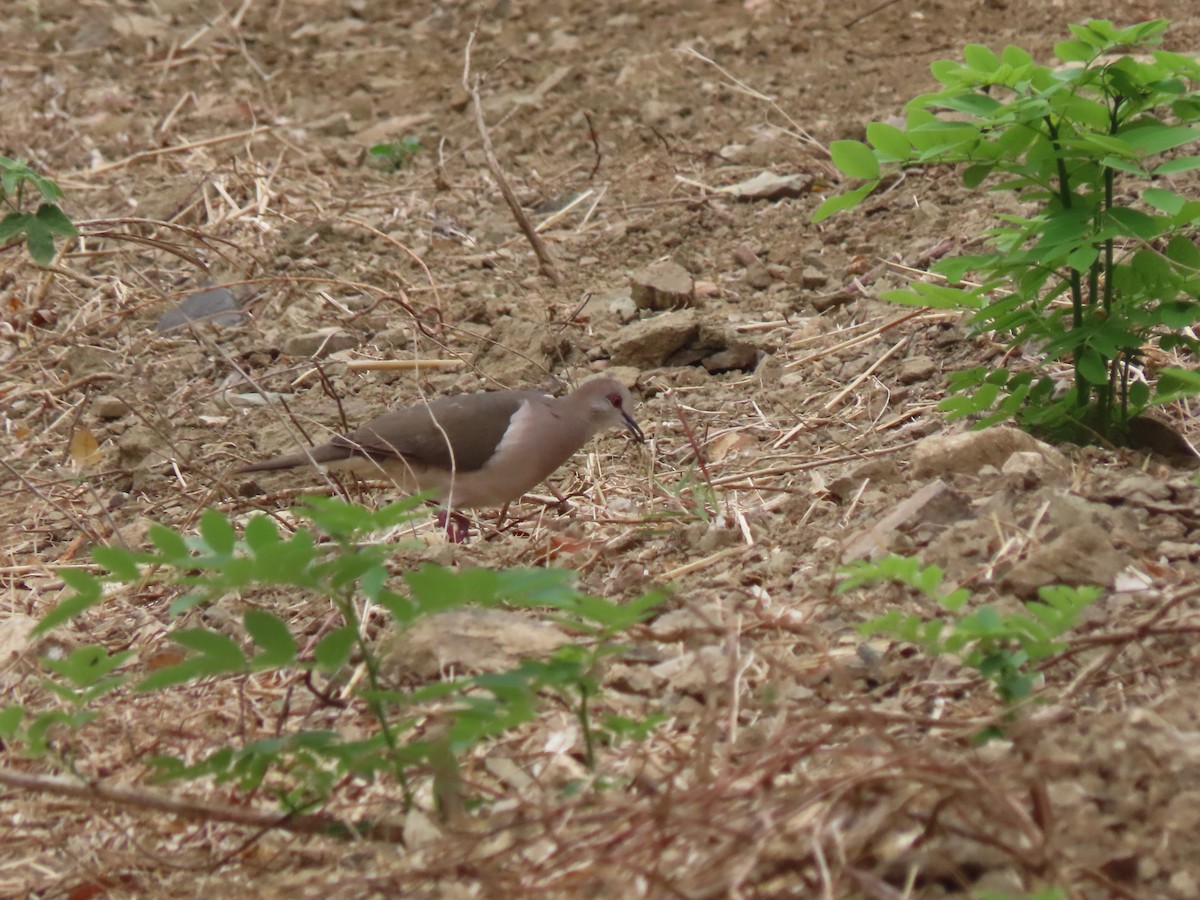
<box><xmin>5</xmin><ymin>0</ymin><xmax>1200</xmax><ymax>896</ymax></box>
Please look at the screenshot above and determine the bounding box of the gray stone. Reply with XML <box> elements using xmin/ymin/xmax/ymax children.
<box><xmin>718</xmin><ymin>171</ymin><xmax>812</xmax><ymax>201</ymax></box>
<box><xmin>382</xmin><ymin>609</ymin><xmax>569</xmax><ymax>682</ymax></box>
<box><xmin>912</xmin><ymin>427</ymin><xmax>1067</xmax><ymax>478</ymax></box>
<box><xmin>744</xmin><ymin>261</ymin><xmax>773</xmax><ymax>290</ymax></box>
<box><xmin>630</xmin><ymin>260</ymin><xmax>696</xmax><ymax>310</ymax></box>
<box><xmin>93</xmin><ymin>396</ymin><xmax>128</xmax><ymax>420</ymax></box>
<box><xmin>701</xmin><ymin>342</ymin><xmax>759</xmax><ymax>374</ymax></box>
<box><xmin>898</xmin><ymin>355</ymin><xmax>937</xmax><ymax>384</ymax></box>
<box><xmin>282</xmin><ymin>327</ymin><xmax>358</xmax><ymax>358</ymax></box>
<box><xmin>609</xmin><ymin>309</ymin><xmax>700</xmax><ymax>368</ymax></box>
<box><xmin>155</xmin><ymin>287</ymin><xmax>246</xmax><ymax>333</ymax></box>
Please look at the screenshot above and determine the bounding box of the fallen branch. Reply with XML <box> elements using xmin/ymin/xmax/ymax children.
<box><xmin>0</xmin><ymin>767</ymin><xmax>408</xmax><ymax>844</ymax></box>
<box><xmin>462</xmin><ymin>28</ymin><xmax>561</xmax><ymax>284</ymax></box>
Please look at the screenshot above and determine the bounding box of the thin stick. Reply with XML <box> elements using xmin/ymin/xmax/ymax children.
<box><xmin>823</xmin><ymin>336</ymin><xmax>911</xmax><ymax>410</ymax></box>
<box><xmin>1</xmin><ymin>458</ymin><xmax>105</xmax><ymax>546</ymax></box>
<box><xmin>844</xmin><ymin>0</ymin><xmax>904</xmax><ymax>29</ymax></box>
<box><xmin>344</xmin><ymin>359</ymin><xmax>465</xmax><ymax>372</ymax></box>
<box><xmin>683</xmin><ymin>48</ymin><xmax>832</xmax><ymax>166</ymax></box>
<box><xmin>0</xmin><ymin>767</ymin><xmax>406</xmax><ymax>844</ymax></box>
<box><xmin>786</xmin><ymin>307</ymin><xmax>930</xmax><ymax>369</ymax></box>
<box><xmin>534</xmin><ymin>189</ymin><xmax>594</xmax><ymax>233</ymax></box>
<box><xmin>70</xmin><ymin>126</ymin><xmax>271</xmax><ymax>176</ymax></box>
<box><xmin>463</xmin><ymin>28</ymin><xmax>561</xmax><ymax>284</ymax></box>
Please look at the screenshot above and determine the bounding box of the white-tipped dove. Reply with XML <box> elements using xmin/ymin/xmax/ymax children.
<box><xmin>238</xmin><ymin>378</ymin><xmax>644</xmax><ymax>513</ymax></box>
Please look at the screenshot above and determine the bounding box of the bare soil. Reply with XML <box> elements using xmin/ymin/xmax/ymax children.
<box><xmin>5</xmin><ymin>0</ymin><xmax>1200</xmax><ymax>896</ymax></box>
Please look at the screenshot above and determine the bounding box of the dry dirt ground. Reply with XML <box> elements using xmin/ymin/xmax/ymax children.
<box><xmin>5</xmin><ymin>0</ymin><xmax>1200</xmax><ymax>897</ymax></box>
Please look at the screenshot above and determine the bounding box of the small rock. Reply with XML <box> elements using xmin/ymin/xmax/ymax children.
<box><xmin>1159</xmin><ymin>541</ymin><xmax>1200</xmax><ymax>561</ymax></box>
<box><xmin>731</xmin><ymin>244</ymin><xmax>760</xmax><ymax>268</ymax></box>
<box><xmin>609</xmin><ymin>309</ymin><xmax>700</xmax><ymax>368</ymax></box>
<box><xmin>63</xmin><ymin>347</ymin><xmax>120</xmax><ymax>378</ymax></box>
<box><xmin>842</xmin><ymin>479</ymin><xmax>973</xmax><ymax>561</ymax></box>
<box><xmin>649</xmin><ymin>608</ymin><xmax>717</xmax><ymax>642</ymax></box>
<box><xmin>372</xmin><ymin>327</ymin><xmax>411</xmax><ymax>350</ymax></box>
<box><xmin>828</xmin><ymin>459</ymin><xmax>902</xmax><ymax>501</ymax></box>
<box><xmin>718</xmin><ymin>171</ymin><xmax>812</xmax><ymax>201</ymax></box>
<box><xmin>701</xmin><ymin>342</ymin><xmax>758</xmax><ymax>374</ymax></box>
<box><xmin>696</xmin><ymin>523</ymin><xmax>739</xmax><ymax>553</ymax></box>
<box><xmin>1124</xmin><ymin>415</ymin><xmax>1199</xmax><ymax>461</ymax></box>
<box><xmin>93</xmin><ymin>396</ymin><xmax>128</xmax><ymax>420</ymax></box>
<box><xmin>744</xmin><ymin>261</ymin><xmax>773</xmax><ymax>290</ymax></box>
<box><xmin>1110</xmin><ymin>473</ymin><xmax>1172</xmax><ymax>504</ymax></box>
<box><xmin>641</xmin><ymin>99</ymin><xmax>678</xmax><ymax>125</ymax></box>
<box><xmin>117</xmin><ymin>426</ymin><xmax>167</xmax><ymax>469</ymax></box>
<box><xmin>790</xmin><ymin>265</ymin><xmax>828</xmax><ymax>290</ymax></box>
<box><xmin>602</xmin><ymin>288</ymin><xmax>638</xmax><ymax>323</ymax></box>
<box><xmin>282</xmin><ymin>328</ymin><xmax>358</xmax><ymax>358</ymax></box>
<box><xmin>912</xmin><ymin>426</ymin><xmax>1067</xmax><ymax>478</ymax></box>
<box><xmin>603</xmin><ymin>365</ymin><xmax>641</xmax><ymax>390</ymax></box>
<box><xmin>765</xmin><ymin>548</ymin><xmax>797</xmax><ymax>578</ymax></box>
<box><xmin>477</xmin><ymin>317</ymin><xmax>570</xmax><ymax>383</ymax></box>
<box><xmin>1002</xmin><ymin>450</ymin><xmax>1066</xmax><ymax>487</ymax></box>
<box><xmin>649</xmin><ymin>646</ymin><xmax>731</xmax><ymax>695</ymax></box>
<box><xmin>155</xmin><ymin>287</ymin><xmax>246</xmax><ymax>333</ymax></box>
<box><xmin>382</xmin><ymin>609</ymin><xmax>569</xmax><ymax>682</ymax></box>
<box><xmin>1003</xmin><ymin>524</ymin><xmax>1126</xmax><ymax>596</ymax></box>
<box><xmin>898</xmin><ymin>355</ymin><xmax>936</xmax><ymax>384</ymax></box>
<box><xmin>630</xmin><ymin>261</ymin><xmax>697</xmax><ymax>310</ymax></box>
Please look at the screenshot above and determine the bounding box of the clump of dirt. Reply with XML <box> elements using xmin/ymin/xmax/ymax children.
<box><xmin>4</xmin><ymin>0</ymin><xmax>1200</xmax><ymax>896</ymax></box>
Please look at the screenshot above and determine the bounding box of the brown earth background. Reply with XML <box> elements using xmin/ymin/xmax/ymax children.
<box><xmin>5</xmin><ymin>0</ymin><xmax>1200</xmax><ymax>896</ymax></box>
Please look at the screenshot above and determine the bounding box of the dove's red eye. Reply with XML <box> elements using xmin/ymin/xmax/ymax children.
<box><xmin>608</xmin><ymin>393</ymin><xmax>622</xmax><ymax>408</ymax></box>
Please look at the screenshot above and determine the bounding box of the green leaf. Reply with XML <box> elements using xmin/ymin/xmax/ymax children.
<box><xmin>865</xmin><ymin>122</ymin><xmax>910</xmax><ymax>161</ymax></box>
<box><xmin>1116</xmin><ymin>125</ymin><xmax>1200</xmax><ymax>156</ymax></box>
<box><xmin>137</xmin><ymin>658</ymin><xmax>212</xmax><ymax>692</ymax></box>
<box><xmin>199</xmin><ymin>509</ymin><xmax>236</xmax><ymax>556</ymax></box>
<box><xmin>148</xmin><ymin>524</ymin><xmax>190</xmax><ymax>562</ymax></box>
<box><xmin>244</xmin><ymin>610</ymin><xmax>297</xmax><ymax>668</ymax></box>
<box><xmin>1154</xmin><ymin>368</ymin><xmax>1200</xmax><ymax>403</ymax></box>
<box><xmin>829</xmin><ymin>140</ymin><xmax>880</xmax><ymax>180</ymax></box>
<box><xmin>244</xmin><ymin>515</ymin><xmax>280</xmax><ymax>552</ymax></box>
<box><xmin>1077</xmin><ymin>347</ymin><xmax>1109</xmax><ymax>386</ymax></box>
<box><xmin>0</xmin><ymin>211</ymin><xmax>30</xmax><ymax>242</ymax></box>
<box><xmin>0</xmin><ymin>707</ymin><xmax>23</xmax><ymax>739</ymax></box>
<box><xmin>881</xmin><ymin>281</ymin><xmax>985</xmax><ymax>310</ymax></box>
<box><xmin>23</xmin><ymin>220</ymin><xmax>56</xmax><ymax>264</ymax></box>
<box><xmin>962</xmin><ymin>43</ymin><xmax>1000</xmax><ymax>73</ymax></box>
<box><xmin>1001</xmin><ymin>45</ymin><xmax>1032</xmax><ymax>68</ymax></box>
<box><xmin>1054</xmin><ymin>39</ymin><xmax>1095</xmax><ymax>63</ymax></box>
<box><xmin>35</xmin><ymin>569</ymin><xmax>103</xmax><ymax>635</ymax></box>
<box><xmin>929</xmin><ymin>58</ymin><xmax>965</xmax><ymax>85</ymax></box>
<box><xmin>42</xmin><ymin>644</ymin><xmax>133</xmax><ymax>689</ymax></box>
<box><xmin>35</xmin><ymin>203</ymin><xmax>76</xmax><ymax>237</ymax></box>
<box><xmin>1067</xmin><ymin>245</ymin><xmax>1098</xmax><ymax>272</ymax></box>
<box><xmin>1099</xmin><ymin>156</ymin><xmax>1148</xmax><ymax>176</ymax></box>
<box><xmin>1143</xmin><ymin>187</ymin><xmax>1186</xmax><ymax>214</ymax></box>
<box><xmin>811</xmin><ymin>182</ymin><xmax>876</xmax><ymax>222</ymax></box>
<box><xmin>171</xmin><ymin>628</ymin><xmax>247</xmax><ymax>671</ymax></box>
<box><xmin>91</xmin><ymin>545</ymin><xmax>143</xmax><ymax>580</ymax></box>
<box><xmin>1128</xmin><ymin>380</ymin><xmax>1150</xmax><ymax>411</ymax></box>
<box><xmin>1152</xmin><ymin>156</ymin><xmax>1200</xmax><ymax>176</ymax></box>
<box><xmin>314</xmin><ymin>625</ymin><xmax>356</xmax><ymax>671</ymax></box>
<box><xmin>1106</xmin><ymin>207</ymin><xmax>1164</xmax><ymax>240</ymax></box>
<box><xmin>937</xmin><ymin>92</ymin><xmax>1001</xmax><ymax>117</ymax></box>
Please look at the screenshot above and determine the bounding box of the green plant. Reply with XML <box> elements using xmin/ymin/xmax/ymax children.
<box><xmin>368</xmin><ymin>136</ymin><xmax>422</xmax><ymax>172</ymax></box>
<box><xmin>838</xmin><ymin>554</ymin><xmax>1100</xmax><ymax>705</ymax></box>
<box><xmin>11</xmin><ymin>499</ymin><xmax>661</xmax><ymax>822</ymax></box>
<box><xmin>0</xmin><ymin>156</ymin><xmax>77</xmax><ymax>264</ymax></box>
<box><xmin>815</xmin><ymin>19</ymin><xmax>1200</xmax><ymax>442</ymax></box>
